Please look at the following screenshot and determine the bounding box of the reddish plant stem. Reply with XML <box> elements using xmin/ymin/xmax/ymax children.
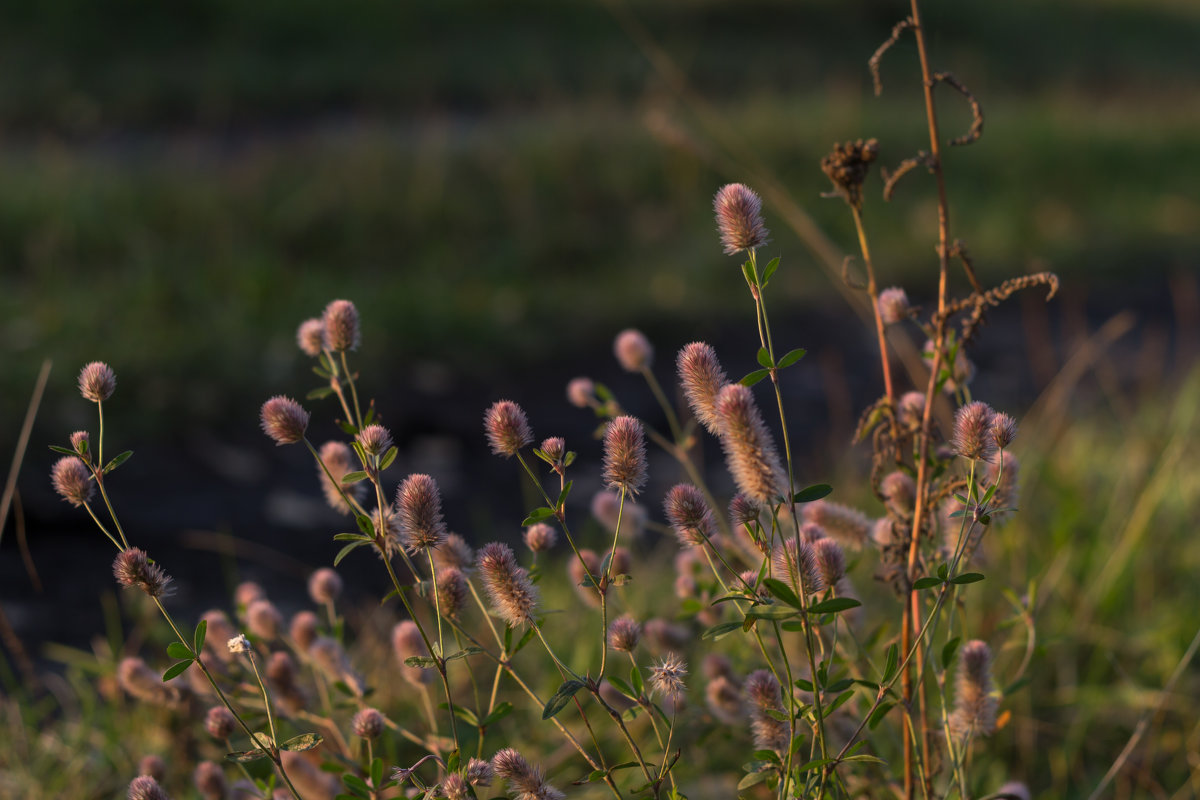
<box><xmin>903</xmin><ymin>0</ymin><xmax>952</xmax><ymax>795</ymax></box>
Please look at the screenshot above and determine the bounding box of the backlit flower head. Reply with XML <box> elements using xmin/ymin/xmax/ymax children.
<box><xmin>713</xmin><ymin>183</ymin><xmax>770</xmax><ymax>255</ymax></box>
<box><xmin>566</xmin><ymin>377</ymin><xmax>596</xmax><ymax>409</ymax></box>
<box><xmin>246</xmin><ymin>599</ymin><xmax>282</xmax><ymax>641</ymax></box>
<box><xmin>952</xmin><ymin>401</ymin><xmax>997</xmax><ymax>461</ymax></box>
<box><xmin>78</xmin><ymin>361</ymin><xmax>116</xmax><ymax>402</ymax></box>
<box><xmin>484</xmin><ymin>400</ymin><xmax>533</xmax><ymax>457</ymax></box>
<box><xmin>744</xmin><ymin>669</ymin><xmax>788</xmax><ymax>751</ymax></box>
<box><xmin>356</xmin><ymin>424</ymin><xmax>393</xmax><ymax>457</ymax></box>
<box><xmin>296</xmin><ymin>318</ymin><xmax>325</xmax><ymax>357</ymax></box>
<box><xmin>650</xmin><ymin>654</ymin><xmax>687</xmax><ymax>700</ymax></box>
<box><xmin>716</xmin><ymin>384</ymin><xmax>784</xmax><ymax>505</ymax></box>
<box><xmin>803</xmin><ymin>499</ymin><xmax>871</xmax><ymax>549</ymax></box>
<box><xmin>437</xmin><ymin>567</ymin><xmax>468</xmax><ymax>618</ymax></box>
<box><xmin>308</xmin><ymin>567</ymin><xmax>343</xmax><ymax>605</ymax></box>
<box><xmin>523</xmin><ymin>522</ymin><xmax>557</xmax><ymax>554</ymax></box>
<box><xmin>322</xmin><ymin>299</ymin><xmax>360</xmax><ymax>352</ymax></box>
<box><xmin>316</xmin><ymin>440</ymin><xmax>363</xmax><ymax>514</ymax></box>
<box><xmin>614</xmin><ymin>328</ymin><xmax>653</xmax><ymax>372</ymax></box>
<box><xmin>477</xmin><ymin>542</ymin><xmax>539</xmax><ymax>626</ymax></box>
<box><xmin>608</xmin><ymin>615</ymin><xmax>642</xmax><ymax>652</ymax></box>
<box><xmin>260</xmin><ymin>396</ymin><xmax>309</xmax><ymax>445</ymax></box>
<box><xmin>51</xmin><ymin>456</ymin><xmax>93</xmax><ymax>507</ymax></box>
<box><xmin>112</xmin><ymin>548</ymin><xmax>173</xmax><ymax>599</ymax></box>
<box><xmin>127</xmin><ymin>776</ymin><xmax>169</xmax><ymax>800</ymax></box>
<box><xmin>948</xmin><ymin>640</ymin><xmax>998</xmax><ymax>741</ymax></box>
<box><xmin>396</xmin><ymin>473</ymin><xmax>448</xmax><ymax>552</ymax></box>
<box><xmin>878</xmin><ymin>287</ymin><xmax>910</xmax><ymax>325</ymax></box>
<box><xmin>434</xmin><ymin>533</ymin><xmax>475</xmax><ymax>571</ymax></box>
<box><xmin>602</xmin><ymin>416</ymin><xmax>647</xmax><ymax>495</ymax></box>
<box><xmin>677</xmin><ymin>341</ymin><xmax>729</xmax><ymax>436</ymax></box>
<box><xmin>664</xmin><ymin>483</ymin><xmax>719</xmax><ymax>547</ymax></box>
<box><xmin>352</xmin><ymin>707</ymin><xmax>385</xmax><ymax>740</ymax></box>
<box><xmin>990</xmin><ymin>411</ymin><xmax>1019</xmax><ymax>450</ymax></box>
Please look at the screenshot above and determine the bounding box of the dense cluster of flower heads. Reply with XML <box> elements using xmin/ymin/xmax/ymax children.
<box><xmin>47</xmin><ymin>155</ymin><xmax>1036</xmax><ymax>799</ymax></box>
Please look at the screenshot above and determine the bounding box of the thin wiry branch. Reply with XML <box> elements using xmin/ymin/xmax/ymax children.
<box><xmin>882</xmin><ymin>152</ymin><xmax>933</xmax><ymax>201</ymax></box>
<box><xmin>869</xmin><ymin>18</ymin><xmax>915</xmax><ymax>96</ymax></box>
<box><xmin>933</xmin><ymin>72</ymin><xmax>984</xmax><ymax>147</ymax></box>
<box><xmin>948</xmin><ymin>239</ymin><xmax>984</xmax><ymax>295</ymax></box>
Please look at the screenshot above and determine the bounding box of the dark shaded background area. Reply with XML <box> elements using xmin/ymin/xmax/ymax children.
<box><xmin>2</xmin><ymin>0</ymin><xmax>1197</xmax><ymax>660</ymax></box>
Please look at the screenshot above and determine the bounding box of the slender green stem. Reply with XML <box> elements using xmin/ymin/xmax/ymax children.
<box><xmin>339</xmin><ymin>351</ymin><xmax>365</xmax><ymax>430</ymax></box>
<box><xmin>641</xmin><ymin>366</ymin><xmax>682</xmax><ymax>442</ymax></box>
<box><xmin>81</xmin><ymin>501</ymin><xmax>124</xmax><ymax>552</ymax></box>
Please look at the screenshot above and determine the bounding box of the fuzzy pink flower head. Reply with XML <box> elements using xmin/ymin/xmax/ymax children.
<box><xmin>812</xmin><ymin>538</ymin><xmax>847</xmax><ymax>587</ymax></box>
<box><xmin>608</xmin><ymin>615</ymin><xmax>642</xmax><ymax>653</ymax></box>
<box><xmin>952</xmin><ymin>401</ymin><xmax>997</xmax><ymax>461</ymax></box>
<box><xmin>138</xmin><ymin>755</ymin><xmax>166</xmax><ymax>782</ymax></box>
<box><xmin>434</xmin><ymin>533</ymin><xmax>475</xmax><ymax>571</ymax></box>
<box><xmin>880</xmin><ymin>470</ymin><xmax>917</xmax><ymax>515</ymax></box>
<box><xmin>539</xmin><ymin>436</ymin><xmax>566</xmax><ymax>466</ymax></box>
<box><xmin>113</xmin><ymin>547</ymin><xmax>173</xmax><ymax>599</ymax></box>
<box><xmin>437</xmin><ymin>567</ymin><xmax>468</xmax><ymax>618</ymax></box>
<box><xmin>566</xmin><ymin>377</ymin><xmax>596</xmax><ymax>409</ymax></box>
<box><xmin>356</xmin><ymin>424</ymin><xmax>393</xmax><ymax>457</ymax></box>
<box><xmin>296</xmin><ymin>318</ymin><xmax>325</xmax><ymax>357</ymax></box>
<box><xmin>352</xmin><ymin>707</ymin><xmax>385</xmax><ymax>740</ymax></box>
<box><xmin>677</xmin><ymin>341</ymin><xmax>729</xmax><ymax>436</ymax></box>
<box><xmin>51</xmin><ymin>456</ymin><xmax>93</xmax><ymax>507</ymax></box>
<box><xmin>729</xmin><ymin>493</ymin><xmax>761</xmax><ymax>527</ymax></box>
<box><xmin>128</xmin><ymin>775</ymin><xmax>169</xmax><ymax>800</ymax></box>
<box><xmin>78</xmin><ymin>361</ymin><xmax>117</xmax><ymax>402</ymax></box>
<box><xmin>713</xmin><ymin>183</ymin><xmax>770</xmax><ymax>255</ymax></box>
<box><xmin>477</xmin><ymin>542</ymin><xmax>539</xmax><ymax>626</ymax></box>
<box><xmin>289</xmin><ymin>610</ymin><xmax>319</xmax><ymax>652</ymax></box>
<box><xmin>308</xmin><ymin>567</ymin><xmax>343</xmax><ymax>605</ymax></box>
<box><xmin>484</xmin><ymin>399</ymin><xmax>533</xmax><ymax>457</ymax></box>
<box><xmin>395</xmin><ymin>473</ymin><xmax>448</xmax><ymax>552</ymax></box>
<box><xmin>898</xmin><ymin>390</ymin><xmax>926</xmax><ymax>428</ymax></box>
<box><xmin>465</xmin><ymin>758</ymin><xmax>494</xmax><ymax>787</ymax></box>
<box><xmin>205</xmin><ymin>705</ymin><xmax>236</xmax><ymax>740</ymax></box>
<box><xmin>441</xmin><ymin>773</ymin><xmax>469</xmax><ymax>800</ymax></box>
<box><xmin>773</xmin><ymin>538</ymin><xmax>825</xmax><ymax>596</ymax></box>
<box><xmin>664</xmin><ymin>483</ymin><xmax>718</xmax><ymax>547</ymax></box>
<box><xmin>614</xmin><ymin>328</ymin><xmax>653</xmax><ymax>372</ymax></box>
<box><xmin>321</xmin><ymin>299</ymin><xmax>361</xmax><ymax>352</ymax></box>
<box><xmin>260</xmin><ymin>396</ymin><xmax>309</xmax><ymax>445</ymax></box>
<box><xmin>803</xmin><ymin>499</ymin><xmax>871</xmax><ymax>549</ymax></box>
<box><xmin>523</xmin><ymin>522</ymin><xmax>557</xmax><ymax>554</ymax></box>
<box><xmin>492</xmin><ymin>748</ymin><xmax>543</xmax><ymax>796</ymax></box>
<box><xmin>316</xmin><ymin>440</ymin><xmax>362</xmax><ymax>514</ymax></box>
<box><xmin>877</xmin><ymin>287</ymin><xmax>910</xmax><ymax>325</ymax></box>
<box><xmin>716</xmin><ymin>384</ymin><xmax>785</xmax><ymax>505</ymax></box>
<box><xmin>234</xmin><ymin>581</ymin><xmax>265</xmax><ymax>610</ymax></box>
<box><xmin>194</xmin><ymin>761</ymin><xmax>227</xmax><ymax>800</ymax></box>
<box><xmin>602</xmin><ymin>415</ymin><xmax>647</xmax><ymax>495</ymax></box>
<box><xmin>69</xmin><ymin>430</ymin><xmax>90</xmax><ymax>456</ymax></box>
<box><xmin>246</xmin><ymin>599</ymin><xmax>283</xmax><ymax>641</ymax></box>
<box><xmin>650</xmin><ymin>653</ymin><xmax>688</xmax><ymax>700</ymax></box>
<box><xmin>949</xmin><ymin>639</ymin><xmax>998</xmax><ymax>741</ymax></box>
<box><xmin>990</xmin><ymin>412</ymin><xmax>1019</xmax><ymax>450</ymax></box>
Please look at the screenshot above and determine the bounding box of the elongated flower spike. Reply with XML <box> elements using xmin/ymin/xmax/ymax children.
<box><xmin>260</xmin><ymin>396</ymin><xmax>309</xmax><ymax>445</ymax></box>
<box><xmin>477</xmin><ymin>542</ymin><xmax>539</xmax><ymax>626</ymax></box>
<box><xmin>113</xmin><ymin>548</ymin><xmax>173</xmax><ymax>598</ymax></box>
<box><xmin>296</xmin><ymin>318</ymin><xmax>325</xmax><ymax>357</ymax></box>
<box><xmin>716</xmin><ymin>384</ymin><xmax>784</xmax><ymax>505</ymax></box>
<box><xmin>714</xmin><ymin>183</ymin><xmax>770</xmax><ymax>255</ymax></box>
<box><xmin>396</xmin><ymin>473</ymin><xmax>448</xmax><ymax>552</ymax></box>
<box><xmin>484</xmin><ymin>399</ymin><xmax>533</xmax><ymax>457</ymax></box>
<box><xmin>949</xmin><ymin>640</ymin><xmax>998</xmax><ymax>741</ymax></box>
<box><xmin>322</xmin><ymin>299</ymin><xmax>360</xmax><ymax>352</ymax></box>
<box><xmin>677</xmin><ymin>341</ymin><xmax>729</xmax><ymax>436</ymax></box>
<box><xmin>602</xmin><ymin>415</ymin><xmax>647</xmax><ymax>495</ymax></box>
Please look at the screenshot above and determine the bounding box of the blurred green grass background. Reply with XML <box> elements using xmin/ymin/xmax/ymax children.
<box><xmin>1</xmin><ymin>0</ymin><xmax>1197</xmax><ymax>435</ymax></box>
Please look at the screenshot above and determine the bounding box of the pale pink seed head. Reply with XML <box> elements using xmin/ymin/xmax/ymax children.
<box><xmin>127</xmin><ymin>775</ymin><xmax>169</xmax><ymax>800</ymax></box>
<box><xmin>990</xmin><ymin>412</ymin><xmax>1019</xmax><ymax>450</ymax></box>
<box><xmin>650</xmin><ymin>654</ymin><xmax>687</xmax><ymax>699</ymax></box>
<box><xmin>881</xmin><ymin>470</ymin><xmax>917</xmax><ymax>515</ymax></box>
<box><xmin>194</xmin><ymin>761</ymin><xmax>227</xmax><ymax>800</ymax></box>
<box><xmin>664</xmin><ymin>483</ymin><xmax>718</xmax><ymax>547</ymax></box>
<box><xmin>205</xmin><ymin>705</ymin><xmax>237</xmax><ymax>739</ymax></box>
<box><xmin>434</xmin><ymin>533</ymin><xmax>475</xmax><ymax>571</ymax></box>
<box><xmin>437</xmin><ymin>567</ymin><xmax>468</xmax><ymax>618</ymax></box>
<box><xmin>523</xmin><ymin>522</ymin><xmax>557</xmax><ymax>554</ymax></box>
<box><xmin>112</xmin><ymin>547</ymin><xmax>173</xmax><ymax>598</ymax></box>
<box><xmin>813</xmin><ymin>538</ymin><xmax>847</xmax><ymax>587</ymax></box>
<box><xmin>608</xmin><ymin>615</ymin><xmax>642</xmax><ymax>652</ymax></box>
<box><xmin>898</xmin><ymin>390</ymin><xmax>926</xmax><ymax>428</ymax></box>
<box><xmin>716</xmin><ymin>384</ymin><xmax>784</xmax><ymax>505</ymax></box>
<box><xmin>539</xmin><ymin>436</ymin><xmax>566</xmax><ymax>465</ymax></box>
<box><xmin>356</xmin><ymin>424</ymin><xmax>393</xmax><ymax>457</ymax></box>
<box><xmin>952</xmin><ymin>401</ymin><xmax>997</xmax><ymax>461</ymax></box>
<box><xmin>877</xmin><ymin>287</ymin><xmax>910</xmax><ymax>325</ymax></box>
<box><xmin>803</xmin><ymin>499</ymin><xmax>871</xmax><ymax>549</ymax></box>
<box><xmin>289</xmin><ymin>611</ymin><xmax>319</xmax><ymax>652</ymax></box>
<box><xmin>477</xmin><ymin>542</ymin><xmax>538</xmax><ymax>626</ymax></box>
<box><xmin>352</xmin><ymin>707</ymin><xmax>385</xmax><ymax>740</ymax></box>
<box><xmin>246</xmin><ymin>599</ymin><xmax>282</xmax><ymax>641</ymax></box>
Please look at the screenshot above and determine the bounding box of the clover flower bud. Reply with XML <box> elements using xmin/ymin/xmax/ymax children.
<box><xmin>289</xmin><ymin>611</ymin><xmax>319</xmax><ymax>652</ymax></box>
<box><xmin>51</xmin><ymin>456</ymin><xmax>93</xmax><ymax>507</ymax></box>
<box><xmin>205</xmin><ymin>705</ymin><xmax>236</xmax><ymax>740</ymax></box>
<box><xmin>614</xmin><ymin>328</ymin><xmax>653</xmax><ymax>372</ymax></box>
<box><xmin>307</xmin><ymin>568</ymin><xmax>343</xmax><ymax>605</ymax></box>
<box><xmin>990</xmin><ymin>412</ymin><xmax>1018</xmax><ymax>450</ymax></box>
<box><xmin>246</xmin><ymin>600</ymin><xmax>282</xmax><ymax>641</ymax></box>
<box><xmin>356</xmin><ymin>424</ymin><xmax>393</xmax><ymax>457</ymax></box>
<box><xmin>465</xmin><ymin>758</ymin><xmax>493</xmax><ymax>787</ymax></box>
<box><xmin>664</xmin><ymin>483</ymin><xmax>719</xmax><ymax>547</ymax></box>
<box><xmin>813</xmin><ymin>538</ymin><xmax>847</xmax><ymax>587</ymax></box>
<box><xmin>713</xmin><ymin>183</ymin><xmax>770</xmax><ymax>255</ymax></box>
<box><xmin>194</xmin><ymin>761</ymin><xmax>227</xmax><ymax>800</ymax></box>
<box><xmin>69</xmin><ymin>430</ymin><xmax>90</xmax><ymax>456</ymax></box>
<box><xmin>706</xmin><ymin>675</ymin><xmax>745</xmax><ymax>725</ymax></box>
<box><xmin>436</xmin><ymin>567</ymin><xmax>467</xmax><ymax>618</ymax></box>
<box><xmin>259</xmin><ymin>396</ymin><xmax>309</xmax><ymax>445</ymax></box>
<box><xmin>79</xmin><ymin>361</ymin><xmax>116</xmax><ymax>402</ymax></box>
<box><xmin>322</xmin><ymin>299</ymin><xmax>360</xmax><ymax>351</ymax></box>
<box><xmin>484</xmin><ymin>400</ymin><xmax>533</xmax><ymax>457</ymax></box>
<box><xmin>948</xmin><ymin>640</ymin><xmax>998</xmax><ymax>741</ymax></box>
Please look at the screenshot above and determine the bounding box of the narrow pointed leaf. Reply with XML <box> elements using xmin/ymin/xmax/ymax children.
<box><xmin>280</xmin><ymin>733</ymin><xmax>323</xmax><ymax>752</ymax></box>
<box><xmin>792</xmin><ymin>484</ymin><xmax>833</xmax><ymax>503</ymax></box>
<box><xmin>777</xmin><ymin>348</ymin><xmax>807</xmax><ymax>368</ymax></box>
<box><xmin>740</xmin><ymin>369</ymin><xmax>770</xmax><ymax>387</ymax></box>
